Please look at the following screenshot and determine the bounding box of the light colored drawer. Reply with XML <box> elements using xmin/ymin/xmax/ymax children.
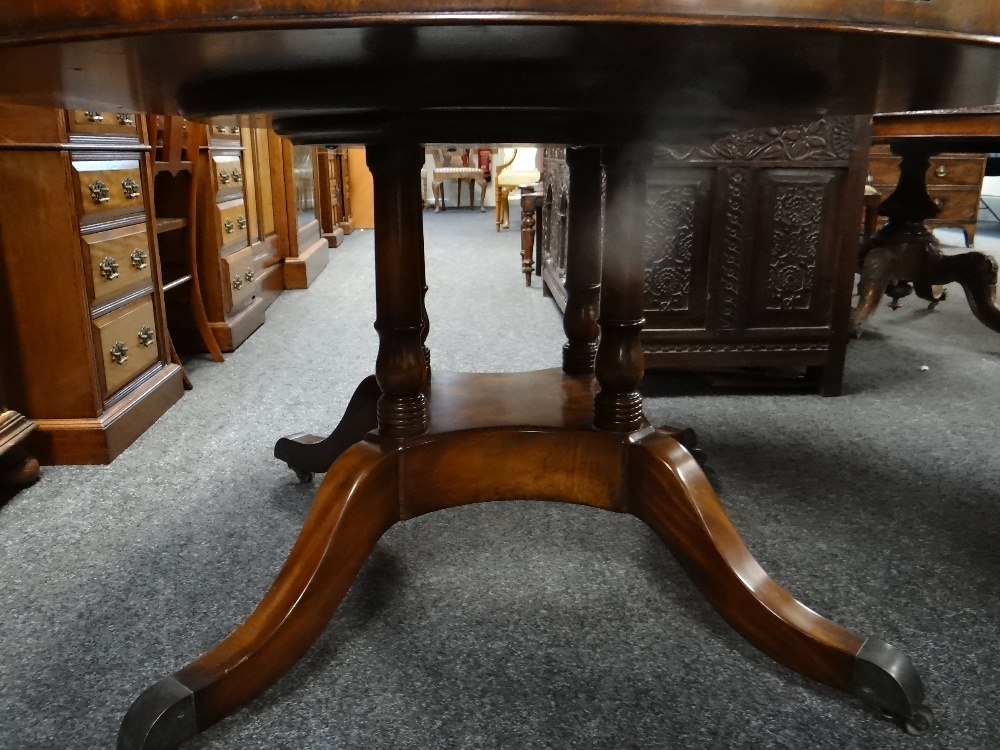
<box><xmin>217</xmin><ymin>199</ymin><xmax>249</xmax><ymax>250</ymax></box>
<box><xmin>925</xmin><ymin>156</ymin><xmax>985</xmax><ymax>187</ymax></box>
<box><xmin>868</xmin><ymin>154</ymin><xmax>985</xmax><ymax>188</ymax></box>
<box><xmin>927</xmin><ymin>187</ymin><xmax>981</xmax><ymax>223</ymax></box>
<box><xmin>212</xmin><ymin>153</ymin><xmax>245</xmax><ymax>198</ymax></box>
<box><xmin>68</xmin><ymin>110</ymin><xmax>140</xmax><ymax>138</ymax></box>
<box><xmin>74</xmin><ymin>159</ymin><xmax>145</xmax><ymax>220</ymax></box>
<box><xmin>82</xmin><ymin>223</ymin><xmax>153</xmax><ymax>306</ymax></box>
<box><xmin>221</xmin><ymin>245</ymin><xmax>258</xmax><ymax>313</ymax></box>
<box><xmin>93</xmin><ymin>296</ymin><xmax>159</xmax><ymax>398</ymax></box>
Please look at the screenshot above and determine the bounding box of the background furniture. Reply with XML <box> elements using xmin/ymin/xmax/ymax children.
<box><xmin>539</xmin><ymin>116</ymin><xmax>871</xmax><ymax>396</ymax></box>
<box><xmin>494</xmin><ymin>147</ymin><xmax>540</xmax><ymax>231</ymax></box>
<box><xmin>1</xmin><ymin>4</ymin><xmax>998</xmax><ymax>746</ymax></box>
<box><xmin>0</xmin><ymin>105</ymin><xmax>185</xmax><ymax>463</ymax></box>
<box><xmin>315</xmin><ymin>147</ymin><xmax>353</xmax><ymax>247</ymax></box>
<box><xmin>867</xmin><ymin>143</ymin><xmax>986</xmax><ymax>248</ymax></box>
<box><xmin>430</xmin><ymin>147</ymin><xmax>487</xmax><ymax>212</ymax></box>
<box><xmin>853</xmin><ymin>108</ymin><xmax>1000</xmax><ymax>335</ymax></box>
<box><xmin>0</xmin><ymin>380</ymin><xmax>38</xmax><ymax>490</ymax></box>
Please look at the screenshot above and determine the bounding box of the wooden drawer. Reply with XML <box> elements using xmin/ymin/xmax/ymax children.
<box><xmin>82</xmin><ymin>223</ymin><xmax>153</xmax><ymax>307</ymax></box>
<box><xmin>221</xmin><ymin>245</ymin><xmax>258</xmax><ymax>313</ymax></box>
<box><xmin>869</xmin><ymin>154</ymin><xmax>985</xmax><ymax>188</ymax></box>
<box><xmin>925</xmin><ymin>156</ymin><xmax>985</xmax><ymax>186</ymax></box>
<box><xmin>73</xmin><ymin>159</ymin><xmax>145</xmax><ymax>220</ymax></box>
<box><xmin>927</xmin><ymin>187</ymin><xmax>981</xmax><ymax>223</ymax></box>
<box><xmin>93</xmin><ymin>296</ymin><xmax>160</xmax><ymax>398</ymax></box>
<box><xmin>211</xmin><ymin>153</ymin><xmax>245</xmax><ymax>198</ymax></box>
<box><xmin>217</xmin><ymin>199</ymin><xmax>249</xmax><ymax>249</ymax></box>
<box><xmin>67</xmin><ymin>110</ymin><xmax>140</xmax><ymax>138</ymax></box>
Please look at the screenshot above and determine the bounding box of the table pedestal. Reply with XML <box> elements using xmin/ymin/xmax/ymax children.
<box><xmin>853</xmin><ymin>144</ymin><xmax>1000</xmax><ymax>334</ymax></box>
<box><xmin>120</xmin><ymin>144</ymin><xmax>931</xmax><ymax>749</ymax></box>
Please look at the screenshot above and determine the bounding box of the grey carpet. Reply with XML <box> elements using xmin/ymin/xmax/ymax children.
<box><xmin>1</xmin><ymin>214</ymin><xmax>998</xmax><ymax>749</ymax></box>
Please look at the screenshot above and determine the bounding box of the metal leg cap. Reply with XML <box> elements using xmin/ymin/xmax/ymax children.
<box><xmin>118</xmin><ymin>676</ymin><xmax>198</xmax><ymax>750</ymax></box>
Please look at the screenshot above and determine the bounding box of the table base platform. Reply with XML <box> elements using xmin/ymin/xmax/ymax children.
<box><xmin>118</xmin><ymin>369</ymin><xmax>931</xmax><ymax>749</ymax></box>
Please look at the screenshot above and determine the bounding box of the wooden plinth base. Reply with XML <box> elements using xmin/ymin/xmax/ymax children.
<box><xmin>119</xmin><ymin>369</ymin><xmax>930</xmax><ymax>749</ymax></box>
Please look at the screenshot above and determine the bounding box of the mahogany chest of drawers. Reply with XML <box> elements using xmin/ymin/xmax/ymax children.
<box><xmin>0</xmin><ymin>105</ymin><xmax>184</xmax><ymax>463</ymax></box>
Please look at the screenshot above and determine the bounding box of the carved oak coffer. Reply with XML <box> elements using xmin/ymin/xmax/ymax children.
<box><xmin>539</xmin><ymin>116</ymin><xmax>871</xmax><ymax>396</ymax></box>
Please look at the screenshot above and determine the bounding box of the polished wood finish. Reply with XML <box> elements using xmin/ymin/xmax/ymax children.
<box><xmin>561</xmin><ymin>147</ymin><xmax>602</xmax><ymax>375</ymax></box>
<box><xmin>0</xmin><ymin>106</ymin><xmax>183</xmax><ymax>464</ymax></box>
<box><xmin>853</xmin><ymin>110</ymin><xmax>1000</xmax><ymax>335</ymax></box>
<box><xmin>518</xmin><ymin>186</ymin><xmax>541</xmax><ymax>286</ymax></box>
<box><xmin>0</xmin><ymin>403</ymin><xmax>39</xmax><ymax>492</ymax></box>
<box><xmin>1</xmin><ymin>4</ymin><xmax>995</xmax><ymax>744</ymax></box>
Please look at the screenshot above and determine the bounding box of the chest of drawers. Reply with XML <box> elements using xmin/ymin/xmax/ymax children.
<box><xmin>0</xmin><ymin>105</ymin><xmax>184</xmax><ymax>463</ymax></box>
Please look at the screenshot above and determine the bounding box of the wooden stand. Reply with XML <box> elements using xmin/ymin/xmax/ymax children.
<box><xmin>119</xmin><ymin>143</ymin><xmax>932</xmax><ymax>750</ymax></box>
<box><xmin>853</xmin><ymin>114</ymin><xmax>1000</xmax><ymax>335</ymax></box>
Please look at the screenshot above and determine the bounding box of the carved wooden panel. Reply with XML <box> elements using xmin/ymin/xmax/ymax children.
<box><xmin>538</xmin><ymin>116</ymin><xmax>868</xmax><ymax>395</ymax></box>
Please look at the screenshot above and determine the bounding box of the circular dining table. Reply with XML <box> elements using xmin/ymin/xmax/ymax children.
<box><xmin>0</xmin><ymin>3</ymin><xmax>998</xmax><ymax>748</ymax></box>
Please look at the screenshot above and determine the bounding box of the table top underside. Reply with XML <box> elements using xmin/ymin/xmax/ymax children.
<box><xmin>0</xmin><ymin>4</ymin><xmax>998</xmax><ymax>145</ymax></box>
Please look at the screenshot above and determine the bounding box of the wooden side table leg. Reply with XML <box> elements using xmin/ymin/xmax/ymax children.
<box><xmin>594</xmin><ymin>145</ymin><xmax>647</xmax><ymax>432</ymax></box>
<box><xmin>562</xmin><ymin>148</ymin><xmax>602</xmax><ymax>375</ymax></box>
<box><xmin>519</xmin><ymin>190</ymin><xmax>537</xmax><ymax>286</ymax></box>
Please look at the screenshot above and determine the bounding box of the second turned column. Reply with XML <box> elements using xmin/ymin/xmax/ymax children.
<box><xmin>366</xmin><ymin>144</ymin><xmax>429</xmax><ymax>438</ymax></box>
<box><xmin>593</xmin><ymin>145</ymin><xmax>648</xmax><ymax>432</ymax></box>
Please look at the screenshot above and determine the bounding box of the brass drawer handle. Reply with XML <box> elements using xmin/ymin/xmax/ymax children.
<box><xmin>245</xmin><ymin>268</ymin><xmax>255</xmax><ymax>282</ymax></box>
<box><xmin>109</xmin><ymin>341</ymin><xmax>129</xmax><ymax>365</ymax></box>
<box><xmin>215</xmin><ymin>125</ymin><xmax>227</xmax><ymax>134</ymax></box>
<box><xmin>84</xmin><ymin>111</ymin><xmax>103</xmax><ymax>123</ymax></box>
<box><xmin>99</xmin><ymin>257</ymin><xmax>120</xmax><ymax>280</ymax></box>
<box><xmin>233</xmin><ymin>275</ymin><xmax>244</xmax><ymax>291</ymax></box>
<box><xmin>116</xmin><ymin>113</ymin><xmax>135</xmax><ymax>126</ymax></box>
<box><xmin>934</xmin><ymin>165</ymin><xmax>948</xmax><ymax>178</ymax></box>
<box><xmin>89</xmin><ymin>179</ymin><xmax>111</xmax><ymax>204</ymax></box>
<box><xmin>232</xmin><ymin>168</ymin><xmax>243</xmax><ymax>183</ymax></box>
<box><xmin>138</xmin><ymin>325</ymin><xmax>155</xmax><ymax>347</ymax></box>
<box><xmin>130</xmin><ymin>248</ymin><xmax>148</xmax><ymax>270</ymax></box>
<box><xmin>934</xmin><ymin>197</ymin><xmax>945</xmax><ymax>208</ymax></box>
<box><xmin>122</xmin><ymin>176</ymin><xmax>141</xmax><ymax>200</ymax></box>
<box><xmin>219</xmin><ymin>169</ymin><xmax>230</xmax><ymax>185</ymax></box>
<box><xmin>224</xmin><ymin>219</ymin><xmax>235</xmax><ymax>234</ymax></box>
<box><xmin>236</xmin><ymin>215</ymin><xmax>247</xmax><ymax>230</ymax></box>
<box><xmin>229</xmin><ymin>126</ymin><xmax>239</xmax><ymax>134</ymax></box>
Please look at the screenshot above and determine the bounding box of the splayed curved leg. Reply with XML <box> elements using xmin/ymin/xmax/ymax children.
<box><xmin>273</xmin><ymin>375</ymin><xmax>381</xmax><ymax>480</ymax></box>
<box><xmin>626</xmin><ymin>430</ymin><xmax>929</xmax><ymax>729</ymax></box>
<box><xmin>118</xmin><ymin>441</ymin><xmax>400</xmax><ymax>750</ymax></box>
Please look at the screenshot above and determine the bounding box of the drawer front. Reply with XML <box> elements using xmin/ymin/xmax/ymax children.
<box><xmin>212</xmin><ymin>153</ymin><xmax>245</xmax><ymax>198</ymax></box>
<box><xmin>93</xmin><ymin>296</ymin><xmax>160</xmax><ymax>398</ymax></box>
<box><xmin>867</xmin><ymin>157</ymin><xmax>900</xmax><ymax>188</ymax></box>
<box><xmin>74</xmin><ymin>159</ymin><xmax>145</xmax><ymax>220</ymax></box>
<box><xmin>68</xmin><ymin>110</ymin><xmax>140</xmax><ymax>138</ymax></box>
<box><xmin>869</xmin><ymin>154</ymin><xmax>985</xmax><ymax>188</ymax></box>
<box><xmin>82</xmin><ymin>223</ymin><xmax>153</xmax><ymax>306</ymax></box>
<box><xmin>926</xmin><ymin>156</ymin><xmax>985</xmax><ymax>187</ymax></box>
<box><xmin>221</xmin><ymin>245</ymin><xmax>258</xmax><ymax>313</ymax></box>
<box><xmin>217</xmin><ymin>199</ymin><xmax>249</xmax><ymax>250</ymax></box>
<box><xmin>928</xmin><ymin>188</ymin><xmax>981</xmax><ymax>222</ymax></box>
